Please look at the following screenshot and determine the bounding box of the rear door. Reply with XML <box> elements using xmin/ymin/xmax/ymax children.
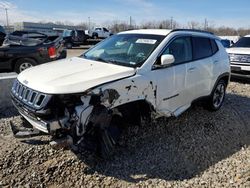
<box><xmin>103</xmin><ymin>28</ymin><xmax>110</xmax><ymax>38</ymax></box>
<box><xmin>185</xmin><ymin>37</ymin><xmax>213</xmax><ymax>100</ymax></box>
<box><xmin>0</xmin><ymin>47</ymin><xmax>12</xmax><ymax>70</ymax></box>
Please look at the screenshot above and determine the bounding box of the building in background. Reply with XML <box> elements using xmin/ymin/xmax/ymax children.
<box><xmin>13</xmin><ymin>22</ymin><xmax>84</xmax><ymax>35</ymax></box>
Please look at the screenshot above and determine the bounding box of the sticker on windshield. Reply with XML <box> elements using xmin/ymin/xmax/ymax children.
<box><xmin>136</xmin><ymin>39</ymin><xmax>157</xmax><ymax>44</ymax></box>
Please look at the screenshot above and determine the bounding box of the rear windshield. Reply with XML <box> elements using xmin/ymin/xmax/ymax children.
<box><xmin>232</xmin><ymin>37</ymin><xmax>250</xmax><ymax>48</ymax></box>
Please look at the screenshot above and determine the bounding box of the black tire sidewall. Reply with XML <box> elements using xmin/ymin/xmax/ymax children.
<box><xmin>209</xmin><ymin>80</ymin><xmax>226</xmax><ymax>111</ymax></box>
<box><xmin>92</xmin><ymin>33</ymin><xmax>98</xmax><ymax>39</ymax></box>
<box><xmin>66</xmin><ymin>43</ymin><xmax>72</xmax><ymax>49</ymax></box>
<box><xmin>14</xmin><ymin>58</ymin><xmax>37</xmax><ymax>73</ymax></box>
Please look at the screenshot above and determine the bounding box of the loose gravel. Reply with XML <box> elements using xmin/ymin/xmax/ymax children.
<box><xmin>0</xmin><ymin>80</ymin><xmax>250</xmax><ymax>188</ymax></box>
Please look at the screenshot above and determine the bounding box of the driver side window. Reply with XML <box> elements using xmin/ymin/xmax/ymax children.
<box><xmin>163</xmin><ymin>37</ymin><xmax>192</xmax><ymax>64</ymax></box>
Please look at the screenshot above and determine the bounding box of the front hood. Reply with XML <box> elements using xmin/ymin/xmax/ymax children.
<box><xmin>226</xmin><ymin>47</ymin><xmax>250</xmax><ymax>55</ymax></box>
<box><xmin>17</xmin><ymin>57</ymin><xmax>136</xmax><ymax>94</ymax></box>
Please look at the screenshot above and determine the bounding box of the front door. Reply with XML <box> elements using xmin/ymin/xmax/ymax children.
<box><xmin>152</xmin><ymin>36</ymin><xmax>193</xmax><ymax>115</ymax></box>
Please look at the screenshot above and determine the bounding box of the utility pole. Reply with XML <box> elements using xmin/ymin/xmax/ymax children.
<box><xmin>204</xmin><ymin>18</ymin><xmax>208</xmax><ymax>30</ymax></box>
<box><xmin>88</xmin><ymin>17</ymin><xmax>90</xmax><ymax>30</ymax></box>
<box><xmin>4</xmin><ymin>8</ymin><xmax>9</xmax><ymax>32</ymax></box>
<box><xmin>129</xmin><ymin>16</ymin><xmax>132</xmax><ymax>29</ymax></box>
<box><xmin>170</xmin><ymin>16</ymin><xmax>173</xmax><ymax>29</ymax></box>
<box><xmin>5</xmin><ymin>8</ymin><xmax>9</xmax><ymax>27</ymax></box>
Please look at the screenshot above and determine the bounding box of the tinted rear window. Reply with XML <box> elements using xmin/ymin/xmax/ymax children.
<box><xmin>192</xmin><ymin>37</ymin><xmax>212</xmax><ymax>60</ymax></box>
<box><xmin>211</xmin><ymin>39</ymin><xmax>219</xmax><ymax>54</ymax></box>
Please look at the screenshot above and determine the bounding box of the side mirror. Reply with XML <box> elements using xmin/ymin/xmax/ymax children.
<box><xmin>161</xmin><ymin>54</ymin><xmax>175</xmax><ymax>66</ymax></box>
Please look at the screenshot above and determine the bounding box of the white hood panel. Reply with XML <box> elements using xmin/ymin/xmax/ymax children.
<box><xmin>17</xmin><ymin>57</ymin><xmax>136</xmax><ymax>94</ymax></box>
<box><xmin>226</xmin><ymin>47</ymin><xmax>250</xmax><ymax>55</ymax></box>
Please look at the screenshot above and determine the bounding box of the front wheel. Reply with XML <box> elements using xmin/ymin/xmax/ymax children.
<box><xmin>205</xmin><ymin>80</ymin><xmax>226</xmax><ymax>111</ymax></box>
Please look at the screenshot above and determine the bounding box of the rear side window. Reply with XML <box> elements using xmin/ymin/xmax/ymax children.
<box><xmin>211</xmin><ymin>39</ymin><xmax>219</xmax><ymax>54</ymax></box>
<box><xmin>192</xmin><ymin>37</ymin><xmax>212</xmax><ymax>60</ymax></box>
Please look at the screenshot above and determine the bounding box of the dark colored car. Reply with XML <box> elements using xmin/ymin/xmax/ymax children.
<box><xmin>0</xmin><ymin>25</ymin><xmax>6</xmax><ymax>46</ymax></box>
<box><xmin>0</xmin><ymin>32</ymin><xmax>66</xmax><ymax>73</ymax></box>
<box><xmin>221</xmin><ymin>39</ymin><xmax>231</xmax><ymax>48</ymax></box>
<box><xmin>63</xmin><ymin>29</ymin><xmax>89</xmax><ymax>48</ymax></box>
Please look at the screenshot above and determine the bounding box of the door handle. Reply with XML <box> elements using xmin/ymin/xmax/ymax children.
<box><xmin>214</xmin><ymin>60</ymin><xmax>219</xmax><ymax>63</ymax></box>
<box><xmin>188</xmin><ymin>67</ymin><xmax>196</xmax><ymax>72</ymax></box>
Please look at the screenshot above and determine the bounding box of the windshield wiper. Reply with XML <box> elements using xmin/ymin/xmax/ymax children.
<box><xmin>82</xmin><ymin>54</ymin><xmax>109</xmax><ymax>64</ymax></box>
<box><xmin>105</xmin><ymin>59</ymin><xmax>125</xmax><ymax>65</ymax></box>
<box><xmin>94</xmin><ymin>57</ymin><xmax>111</xmax><ymax>64</ymax></box>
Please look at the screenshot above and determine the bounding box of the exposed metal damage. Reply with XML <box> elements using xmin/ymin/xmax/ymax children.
<box><xmin>11</xmin><ymin>78</ymin><xmax>160</xmax><ymax>158</ymax></box>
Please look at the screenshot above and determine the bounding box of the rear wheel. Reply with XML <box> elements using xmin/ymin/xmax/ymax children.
<box><xmin>65</xmin><ymin>42</ymin><xmax>73</xmax><ymax>49</ymax></box>
<box><xmin>14</xmin><ymin>58</ymin><xmax>37</xmax><ymax>73</ymax></box>
<box><xmin>92</xmin><ymin>33</ymin><xmax>98</xmax><ymax>39</ymax></box>
<box><xmin>205</xmin><ymin>80</ymin><xmax>226</xmax><ymax>111</ymax></box>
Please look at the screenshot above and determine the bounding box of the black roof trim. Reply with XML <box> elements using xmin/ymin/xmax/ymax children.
<box><xmin>171</xmin><ymin>29</ymin><xmax>214</xmax><ymax>35</ymax></box>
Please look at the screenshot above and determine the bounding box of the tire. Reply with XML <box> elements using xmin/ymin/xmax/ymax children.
<box><xmin>65</xmin><ymin>42</ymin><xmax>73</xmax><ymax>49</ymax></box>
<box><xmin>205</xmin><ymin>80</ymin><xmax>226</xmax><ymax>111</ymax></box>
<box><xmin>92</xmin><ymin>33</ymin><xmax>98</xmax><ymax>39</ymax></box>
<box><xmin>14</xmin><ymin>58</ymin><xmax>37</xmax><ymax>73</ymax></box>
<box><xmin>99</xmin><ymin>115</ymin><xmax>123</xmax><ymax>159</ymax></box>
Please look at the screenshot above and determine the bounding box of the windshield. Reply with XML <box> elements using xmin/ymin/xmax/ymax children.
<box><xmin>83</xmin><ymin>34</ymin><xmax>165</xmax><ymax>67</ymax></box>
<box><xmin>232</xmin><ymin>37</ymin><xmax>250</xmax><ymax>48</ymax></box>
<box><xmin>63</xmin><ymin>30</ymin><xmax>73</xmax><ymax>37</ymax></box>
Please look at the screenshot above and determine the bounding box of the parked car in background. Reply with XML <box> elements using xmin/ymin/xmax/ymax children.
<box><xmin>11</xmin><ymin>29</ymin><xmax>230</xmax><ymax>158</ymax></box>
<box><xmin>0</xmin><ymin>32</ymin><xmax>66</xmax><ymax>73</ymax></box>
<box><xmin>0</xmin><ymin>25</ymin><xmax>6</xmax><ymax>46</ymax></box>
<box><xmin>227</xmin><ymin>35</ymin><xmax>250</xmax><ymax>78</ymax></box>
<box><xmin>11</xmin><ymin>30</ymin><xmax>50</xmax><ymax>39</ymax></box>
<box><xmin>63</xmin><ymin>29</ymin><xmax>89</xmax><ymax>49</ymax></box>
<box><xmin>88</xmin><ymin>27</ymin><xmax>112</xmax><ymax>39</ymax></box>
<box><xmin>221</xmin><ymin>39</ymin><xmax>233</xmax><ymax>48</ymax></box>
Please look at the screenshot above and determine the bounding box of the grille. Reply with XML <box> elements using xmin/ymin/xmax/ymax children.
<box><xmin>229</xmin><ymin>54</ymin><xmax>250</xmax><ymax>64</ymax></box>
<box><xmin>11</xmin><ymin>79</ymin><xmax>51</xmax><ymax>110</ymax></box>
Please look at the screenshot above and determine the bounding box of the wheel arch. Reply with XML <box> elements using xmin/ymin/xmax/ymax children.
<box><xmin>112</xmin><ymin>99</ymin><xmax>154</xmax><ymax>125</ymax></box>
<box><xmin>211</xmin><ymin>72</ymin><xmax>230</xmax><ymax>95</ymax></box>
<box><xmin>11</xmin><ymin>57</ymin><xmax>38</xmax><ymax>71</ymax></box>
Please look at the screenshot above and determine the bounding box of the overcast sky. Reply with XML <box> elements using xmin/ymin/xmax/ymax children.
<box><xmin>0</xmin><ymin>0</ymin><xmax>250</xmax><ymax>28</ymax></box>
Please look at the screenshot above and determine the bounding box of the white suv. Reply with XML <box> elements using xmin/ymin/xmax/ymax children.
<box><xmin>227</xmin><ymin>35</ymin><xmax>250</xmax><ymax>78</ymax></box>
<box><xmin>11</xmin><ymin>29</ymin><xmax>230</xmax><ymax>157</ymax></box>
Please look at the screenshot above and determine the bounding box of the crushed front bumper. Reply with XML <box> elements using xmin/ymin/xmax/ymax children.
<box><xmin>12</xmin><ymin>98</ymin><xmax>61</xmax><ymax>134</ymax></box>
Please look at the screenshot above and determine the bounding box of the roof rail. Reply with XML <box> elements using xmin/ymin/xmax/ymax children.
<box><xmin>171</xmin><ymin>29</ymin><xmax>214</xmax><ymax>35</ymax></box>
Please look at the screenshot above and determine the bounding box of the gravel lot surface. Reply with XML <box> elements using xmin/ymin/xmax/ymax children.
<box><xmin>0</xmin><ymin>79</ymin><xmax>250</xmax><ymax>188</ymax></box>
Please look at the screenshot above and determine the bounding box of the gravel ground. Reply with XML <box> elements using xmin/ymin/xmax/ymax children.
<box><xmin>0</xmin><ymin>80</ymin><xmax>250</xmax><ymax>188</ymax></box>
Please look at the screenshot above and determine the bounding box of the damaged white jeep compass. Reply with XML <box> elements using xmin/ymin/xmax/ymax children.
<box><xmin>11</xmin><ymin>29</ymin><xmax>230</xmax><ymax>157</ymax></box>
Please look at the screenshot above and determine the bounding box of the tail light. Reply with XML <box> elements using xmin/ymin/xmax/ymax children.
<box><xmin>48</xmin><ymin>46</ymin><xmax>56</xmax><ymax>59</ymax></box>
